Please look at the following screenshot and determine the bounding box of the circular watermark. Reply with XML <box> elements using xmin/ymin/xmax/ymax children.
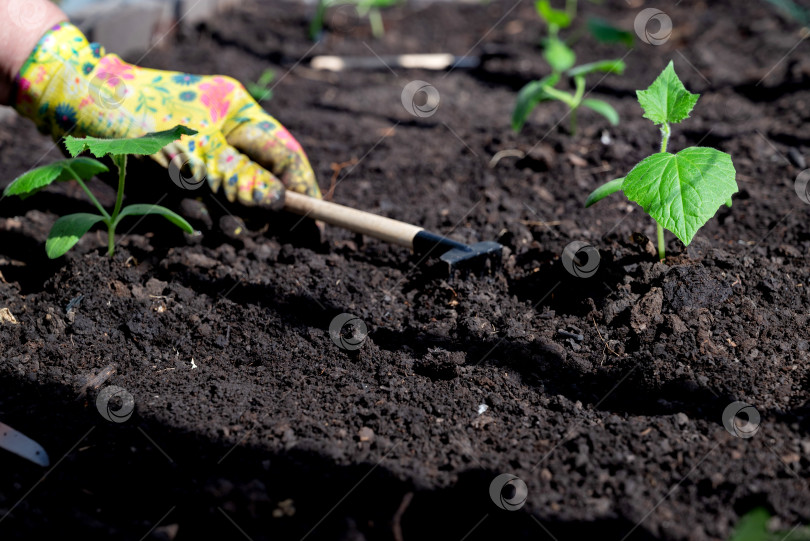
<box><xmin>561</xmin><ymin>241</ymin><xmax>600</xmax><ymax>278</ymax></box>
<box><xmin>722</xmin><ymin>401</ymin><xmax>760</xmax><ymax>439</ymax></box>
<box><xmin>329</xmin><ymin>313</ymin><xmax>368</xmax><ymax>351</ymax></box>
<box><xmin>89</xmin><ymin>74</ymin><xmax>129</xmax><ymax>111</ymax></box>
<box><xmin>96</xmin><ymin>385</ymin><xmax>135</xmax><ymax>423</ymax></box>
<box><xmin>169</xmin><ymin>153</ymin><xmax>207</xmax><ymax>191</ymax></box>
<box><xmin>795</xmin><ymin>169</ymin><xmax>810</xmax><ymax>205</ymax></box>
<box><xmin>6</xmin><ymin>0</ymin><xmax>48</xmax><ymax>29</ymax></box>
<box><xmin>489</xmin><ymin>473</ymin><xmax>528</xmax><ymax>511</ymax></box>
<box><xmin>401</xmin><ymin>80</ymin><xmax>440</xmax><ymax>118</ymax></box>
<box><xmin>634</xmin><ymin>8</ymin><xmax>672</xmax><ymax>45</ymax></box>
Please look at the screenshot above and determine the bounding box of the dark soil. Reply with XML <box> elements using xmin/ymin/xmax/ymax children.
<box><xmin>1</xmin><ymin>1</ymin><xmax>810</xmax><ymax>539</ymax></box>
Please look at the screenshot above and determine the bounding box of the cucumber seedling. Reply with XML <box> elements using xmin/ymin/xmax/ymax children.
<box><xmin>310</xmin><ymin>0</ymin><xmax>401</xmax><ymax>40</ymax></box>
<box><xmin>586</xmin><ymin>62</ymin><xmax>738</xmax><ymax>260</ymax></box>
<box><xmin>512</xmin><ymin>0</ymin><xmax>627</xmax><ymax>134</ymax></box>
<box><xmin>3</xmin><ymin>125</ymin><xmax>196</xmax><ymax>259</ymax></box>
<box><xmin>246</xmin><ymin>69</ymin><xmax>276</xmax><ymax>102</ymax></box>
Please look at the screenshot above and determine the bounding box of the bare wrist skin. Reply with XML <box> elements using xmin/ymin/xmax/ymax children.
<box><xmin>0</xmin><ymin>0</ymin><xmax>67</xmax><ymax>105</ymax></box>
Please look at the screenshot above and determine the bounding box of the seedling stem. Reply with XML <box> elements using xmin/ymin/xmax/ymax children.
<box><xmin>654</xmin><ymin>122</ymin><xmax>672</xmax><ymax>259</ymax></box>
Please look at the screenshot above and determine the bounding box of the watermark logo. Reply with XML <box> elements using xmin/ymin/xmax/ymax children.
<box><xmin>795</xmin><ymin>169</ymin><xmax>810</xmax><ymax>205</ymax></box>
<box><xmin>6</xmin><ymin>0</ymin><xmax>48</xmax><ymax>29</ymax></box>
<box><xmin>561</xmin><ymin>241</ymin><xmax>600</xmax><ymax>278</ymax></box>
<box><xmin>329</xmin><ymin>313</ymin><xmax>368</xmax><ymax>351</ymax></box>
<box><xmin>89</xmin><ymin>74</ymin><xmax>129</xmax><ymax>111</ymax></box>
<box><xmin>169</xmin><ymin>153</ymin><xmax>207</xmax><ymax>191</ymax></box>
<box><xmin>401</xmin><ymin>80</ymin><xmax>440</xmax><ymax>118</ymax></box>
<box><xmin>722</xmin><ymin>401</ymin><xmax>760</xmax><ymax>438</ymax></box>
<box><xmin>96</xmin><ymin>385</ymin><xmax>135</xmax><ymax>423</ymax></box>
<box><xmin>489</xmin><ymin>473</ymin><xmax>528</xmax><ymax>511</ymax></box>
<box><xmin>634</xmin><ymin>8</ymin><xmax>672</xmax><ymax>45</ymax></box>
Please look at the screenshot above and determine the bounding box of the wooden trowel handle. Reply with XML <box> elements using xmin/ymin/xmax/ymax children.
<box><xmin>283</xmin><ymin>191</ymin><xmax>423</xmax><ymax>249</ymax></box>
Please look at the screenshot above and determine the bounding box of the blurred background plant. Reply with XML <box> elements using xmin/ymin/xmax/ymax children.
<box><xmin>310</xmin><ymin>0</ymin><xmax>402</xmax><ymax>40</ymax></box>
<box><xmin>730</xmin><ymin>508</ymin><xmax>810</xmax><ymax>541</ymax></box>
<box><xmin>512</xmin><ymin>0</ymin><xmax>630</xmax><ymax>134</ymax></box>
<box><xmin>246</xmin><ymin>68</ymin><xmax>276</xmax><ymax>103</ymax></box>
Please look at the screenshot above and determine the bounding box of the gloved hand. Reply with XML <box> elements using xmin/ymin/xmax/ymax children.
<box><xmin>13</xmin><ymin>22</ymin><xmax>320</xmax><ymax>207</ymax></box>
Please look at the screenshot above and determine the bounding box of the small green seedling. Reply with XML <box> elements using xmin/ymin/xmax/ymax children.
<box><xmin>585</xmin><ymin>62</ymin><xmax>739</xmax><ymax>260</ymax></box>
<box><xmin>512</xmin><ymin>0</ymin><xmax>627</xmax><ymax>134</ymax></box>
<box><xmin>310</xmin><ymin>0</ymin><xmax>401</xmax><ymax>40</ymax></box>
<box><xmin>3</xmin><ymin>125</ymin><xmax>196</xmax><ymax>259</ymax></box>
<box><xmin>246</xmin><ymin>69</ymin><xmax>276</xmax><ymax>102</ymax></box>
<box><xmin>728</xmin><ymin>507</ymin><xmax>810</xmax><ymax>541</ymax></box>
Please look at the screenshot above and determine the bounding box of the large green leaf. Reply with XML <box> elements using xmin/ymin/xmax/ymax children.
<box><xmin>636</xmin><ymin>61</ymin><xmax>699</xmax><ymax>125</ymax></box>
<box><xmin>4</xmin><ymin>158</ymin><xmax>108</xmax><ymax>198</ymax></box>
<box><xmin>115</xmin><ymin>204</ymin><xmax>194</xmax><ymax>234</ymax></box>
<box><xmin>587</xmin><ymin>17</ymin><xmax>634</xmax><ymax>47</ymax></box>
<box><xmin>64</xmin><ymin>125</ymin><xmax>197</xmax><ymax>158</ymax></box>
<box><xmin>46</xmin><ymin>213</ymin><xmax>106</xmax><ymax>259</ymax></box>
<box><xmin>512</xmin><ymin>73</ymin><xmax>561</xmax><ymax>132</ymax></box>
<box><xmin>582</xmin><ymin>98</ymin><xmax>619</xmax><ymax>125</ymax></box>
<box><xmin>622</xmin><ymin>147</ymin><xmax>738</xmax><ymax>246</ymax></box>
<box><xmin>543</xmin><ymin>38</ymin><xmax>576</xmax><ymax>72</ymax></box>
<box><xmin>567</xmin><ymin>59</ymin><xmax>626</xmax><ymax>77</ymax></box>
<box><xmin>535</xmin><ymin>0</ymin><xmax>572</xmax><ymax>27</ymax></box>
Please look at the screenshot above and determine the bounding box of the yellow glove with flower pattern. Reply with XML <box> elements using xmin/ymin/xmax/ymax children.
<box><xmin>13</xmin><ymin>22</ymin><xmax>320</xmax><ymax>207</ymax></box>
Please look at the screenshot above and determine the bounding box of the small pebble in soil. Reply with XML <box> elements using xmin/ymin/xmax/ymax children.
<box><xmin>179</xmin><ymin>198</ymin><xmax>212</xmax><ymax>229</ymax></box>
<box><xmin>477</xmin><ymin>404</ymin><xmax>489</xmax><ymax>415</ymax></box>
<box><xmin>219</xmin><ymin>215</ymin><xmax>246</xmax><ymax>240</ymax></box>
<box><xmin>358</xmin><ymin>427</ymin><xmax>374</xmax><ymax>442</ymax></box>
<box><xmin>788</xmin><ymin>147</ymin><xmax>806</xmax><ymax>169</ymax></box>
<box><xmin>151</xmin><ymin>524</ymin><xmax>179</xmax><ymax>541</ymax></box>
<box><xmin>557</xmin><ymin>329</ymin><xmax>584</xmax><ymax>341</ymax></box>
<box><xmin>0</xmin><ymin>307</ymin><xmax>18</xmax><ymax>325</ymax></box>
<box><xmin>272</xmin><ymin>499</ymin><xmax>295</xmax><ymax>518</ymax></box>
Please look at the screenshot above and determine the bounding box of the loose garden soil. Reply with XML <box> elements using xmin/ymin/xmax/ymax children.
<box><xmin>1</xmin><ymin>1</ymin><xmax>809</xmax><ymax>539</ymax></box>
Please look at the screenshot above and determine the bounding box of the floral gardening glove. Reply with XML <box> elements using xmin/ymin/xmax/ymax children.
<box><xmin>13</xmin><ymin>22</ymin><xmax>320</xmax><ymax>207</ymax></box>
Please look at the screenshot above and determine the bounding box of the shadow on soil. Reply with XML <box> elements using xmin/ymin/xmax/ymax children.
<box><xmin>151</xmin><ymin>244</ymin><xmax>732</xmax><ymax>430</ymax></box>
<box><xmin>0</xmin><ymin>374</ymin><xmax>659</xmax><ymax>541</ymax></box>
